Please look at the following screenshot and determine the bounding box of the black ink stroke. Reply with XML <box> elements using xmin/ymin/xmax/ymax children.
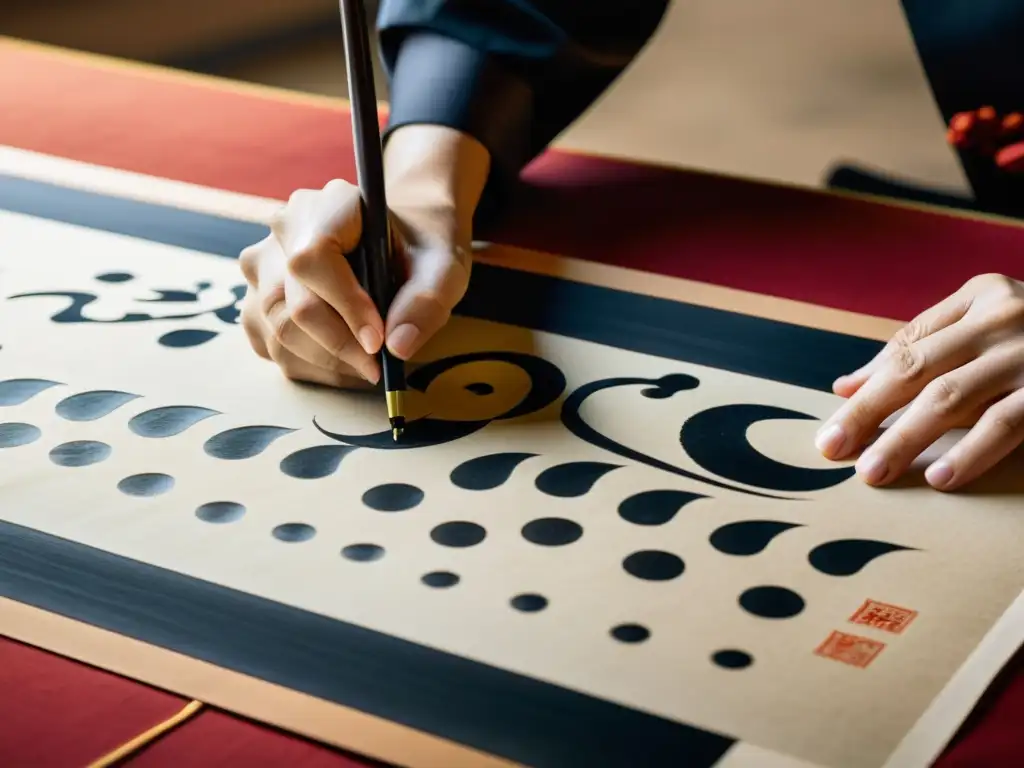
<box><xmin>534</xmin><ymin>461</ymin><xmax>621</xmax><ymax>498</ymax></box>
<box><xmin>450</xmin><ymin>452</ymin><xmax>538</xmax><ymax>490</ymax></box>
<box><xmin>316</xmin><ymin>351</ymin><xmax>566</xmax><ymax>450</ymax></box>
<box><xmin>560</xmin><ymin>374</ymin><xmax>790</xmax><ymax>500</ymax></box>
<box><xmin>204</xmin><ymin>426</ymin><xmax>296</xmax><ymax>460</ymax></box>
<box><xmin>808</xmin><ymin>539</ymin><xmax>916</xmax><ymax>576</ymax></box>
<box><xmin>55</xmin><ymin>390</ymin><xmax>139</xmax><ymax>421</ymax></box>
<box><xmin>617</xmin><ymin>489</ymin><xmax>706</xmax><ymax>526</ymax></box>
<box><xmin>0</xmin><ymin>378</ymin><xmax>62</xmax><ymax>406</ymax></box>
<box><xmin>680</xmin><ymin>404</ymin><xmax>855</xmax><ymax>492</ymax></box>
<box><xmin>280</xmin><ymin>445</ymin><xmax>358</xmax><ymax>479</ymax></box>
<box><xmin>709</xmin><ymin>520</ymin><xmax>803</xmax><ymax>556</ymax></box>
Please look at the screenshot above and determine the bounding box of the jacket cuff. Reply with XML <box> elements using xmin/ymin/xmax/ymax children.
<box><xmin>381</xmin><ymin>31</ymin><xmax>535</xmax><ymax>187</ymax></box>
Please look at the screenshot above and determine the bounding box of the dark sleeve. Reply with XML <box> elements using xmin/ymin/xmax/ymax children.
<box><xmin>376</xmin><ymin>1</ymin><xmax>670</xmax><ymax>191</ymax></box>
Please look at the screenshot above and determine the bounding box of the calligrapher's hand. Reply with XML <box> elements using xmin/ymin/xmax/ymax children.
<box><xmin>817</xmin><ymin>273</ymin><xmax>1024</xmax><ymax>491</ymax></box>
<box><xmin>238</xmin><ymin>125</ymin><xmax>491</xmax><ymax>388</ymax></box>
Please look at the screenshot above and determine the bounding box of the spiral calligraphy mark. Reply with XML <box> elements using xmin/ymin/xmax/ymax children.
<box><xmin>315</xmin><ymin>351</ymin><xmax>567</xmax><ymax>450</ymax></box>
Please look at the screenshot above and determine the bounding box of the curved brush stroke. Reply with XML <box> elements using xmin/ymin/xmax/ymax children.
<box><xmin>315</xmin><ymin>416</ymin><xmax>486</xmax><ymax>450</ymax></box>
<box><xmin>0</xmin><ymin>378</ymin><xmax>61</xmax><ymax>406</ymax></box>
<box><xmin>617</xmin><ymin>489</ymin><xmax>706</xmax><ymax>526</ymax></box>
<box><xmin>55</xmin><ymin>390</ymin><xmax>139</xmax><ymax>421</ymax></box>
<box><xmin>213</xmin><ymin>285</ymin><xmax>247</xmax><ymax>325</ymax></box>
<box><xmin>0</xmin><ymin>422</ymin><xmax>41</xmax><ymax>448</ymax></box>
<box><xmin>709</xmin><ymin>520</ymin><xmax>803</xmax><ymax>556</ymax></box>
<box><xmin>159</xmin><ymin>329</ymin><xmax>219</xmax><ymax>348</ymax></box>
<box><xmin>204</xmin><ymin>425</ymin><xmax>297</xmax><ymax>460</ymax></box>
<box><xmin>6</xmin><ymin>291</ymin><xmax>208</xmax><ymax>323</ymax></box>
<box><xmin>560</xmin><ymin>374</ymin><xmax>788</xmax><ymax>500</ymax></box>
<box><xmin>279</xmin><ymin>444</ymin><xmax>358</xmax><ymax>479</ymax></box>
<box><xmin>129</xmin><ymin>405</ymin><xmax>220</xmax><ymax>438</ymax></box>
<box><xmin>680</xmin><ymin>404</ymin><xmax>856</xmax><ymax>492</ymax></box>
<box><xmin>534</xmin><ymin>461</ymin><xmax>621</xmax><ymax>498</ymax></box>
<box><xmin>449</xmin><ymin>452</ymin><xmax>537</xmax><ymax>490</ymax></box>
<box><xmin>808</xmin><ymin>539</ymin><xmax>916</xmax><ymax>577</ymax></box>
<box><xmin>315</xmin><ymin>350</ymin><xmax>566</xmax><ymax>450</ymax></box>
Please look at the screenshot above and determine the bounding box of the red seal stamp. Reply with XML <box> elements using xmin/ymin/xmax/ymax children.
<box><xmin>849</xmin><ymin>599</ymin><xmax>918</xmax><ymax>635</ymax></box>
<box><xmin>814</xmin><ymin>630</ymin><xmax>885</xmax><ymax>669</ymax></box>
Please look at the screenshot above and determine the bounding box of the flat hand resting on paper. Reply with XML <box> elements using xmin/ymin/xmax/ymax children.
<box><xmin>239</xmin><ymin>125</ymin><xmax>491</xmax><ymax>388</ymax></box>
<box><xmin>817</xmin><ymin>273</ymin><xmax>1024</xmax><ymax>491</ymax></box>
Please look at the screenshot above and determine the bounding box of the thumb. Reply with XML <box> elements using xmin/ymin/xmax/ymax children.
<box><xmin>384</xmin><ymin>242</ymin><xmax>471</xmax><ymax>360</ymax></box>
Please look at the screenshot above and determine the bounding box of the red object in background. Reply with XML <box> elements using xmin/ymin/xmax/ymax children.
<box><xmin>996</xmin><ymin>141</ymin><xmax>1024</xmax><ymax>173</ymax></box>
<box><xmin>0</xmin><ymin>39</ymin><xmax>1023</xmax><ymax>768</ymax></box>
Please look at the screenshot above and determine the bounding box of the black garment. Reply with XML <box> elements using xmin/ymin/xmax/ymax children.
<box><xmin>377</xmin><ymin>1</ymin><xmax>1024</xmax><ymax>213</ymax></box>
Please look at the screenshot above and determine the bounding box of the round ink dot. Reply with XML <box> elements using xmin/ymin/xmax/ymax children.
<box><xmin>362</xmin><ymin>483</ymin><xmax>424</xmax><ymax>512</ymax></box>
<box><xmin>739</xmin><ymin>585</ymin><xmax>805</xmax><ymax>619</ymax></box>
<box><xmin>464</xmin><ymin>382</ymin><xmax>494</xmax><ymax>395</ymax></box>
<box><xmin>117</xmin><ymin>473</ymin><xmax>175</xmax><ymax>497</ymax></box>
<box><xmin>273</xmin><ymin>523</ymin><xmax>317</xmax><ymax>542</ymax></box>
<box><xmin>49</xmin><ymin>440</ymin><xmax>111</xmax><ymax>467</ymax></box>
<box><xmin>0</xmin><ymin>422</ymin><xmax>41</xmax><ymax>448</ymax></box>
<box><xmin>712</xmin><ymin>649</ymin><xmax>753</xmax><ymax>669</ymax></box>
<box><xmin>422</xmin><ymin>571</ymin><xmax>460</xmax><ymax>588</ymax></box>
<box><xmin>611</xmin><ymin>624</ymin><xmax>650</xmax><ymax>644</ymax></box>
<box><xmin>195</xmin><ymin>501</ymin><xmax>246</xmax><ymax>524</ymax></box>
<box><xmin>95</xmin><ymin>271</ymin><xmax>134</xmax><ymax>283</ymax></box>
<box><xmin>510</xmin><ymin>593</ymin><xmax>548</xmax><ymax>612</ymax></box>
<box><xmin>341</xmin><ymin>543</ymin><xmax>385</xmax><ymax>562</ymax></box>
<box><xmin>430</xmin><ymin>521</ymin><xmax>486</xmax><ymax>548</ymax></box>
<box><xmin>622</xmin><ymin>550</ymin><xmax>685</xmax><ymax>581</ymax></box>
<box><xmin>521</xmin><ymin>517</ymin><xmax>583</xmax><ymax>547</ymax></box>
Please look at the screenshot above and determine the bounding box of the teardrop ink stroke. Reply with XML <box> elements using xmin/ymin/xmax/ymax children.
<box><xmin>315</xmin><ymin>351</ymin><xmax>567</xmax><ymax>450</ymax></box>
<box><xmin>0</xmin><ymin>378</ymin><xmax>62</xmax><ymax>406</ymax></box>
<box><xmin>535</xmin><ymin>461</ymin><xmax>621</xmax><ymax>497</ymax></box>
<box><xmin>204</xmin><ymin>425</ymin><xmax>297</xmax><ymax>460</ymax></box>
<box><xmin>280</xmin><ymin>444</ymin><xmax>358</xmax><ymax>479</ymax></box>
<box><xmin>618</xmin><ymin>489</ymin><xmax>707</xmax><ymax>526</ymax></box>
<box><xmin>808</xmin><ymin>538</ymin><xmax>916</xmax><ymax>576</ymax></box>
<box><xmin>55</xmin><ymin>390</ymin><xmax>140</xmax><ymax>421</ymax></box>
<box><xmin>129</xmin><ymin>405</ymin><xmax>220</xmax><ymax>438</ymax></box>
<box><xmin>709</xmin><ymin>520</ymin><xmax>803</xmax><ymax>556</ymax></box>
<box><xmin>560</xmin><ymin>373</ymin><xmax>790</xmax><ymax>500</ymax></box>
<box><xmin>450</xmin><ymin>452</ymin><xmax>538</xmax><ymax>490</ymax></box>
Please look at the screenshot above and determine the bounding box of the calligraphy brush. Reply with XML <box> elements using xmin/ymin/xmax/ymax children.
<box><xmin>338</xmin><ymin>0</ymin><xmax>406</xmax><ymax>440</ymax></box>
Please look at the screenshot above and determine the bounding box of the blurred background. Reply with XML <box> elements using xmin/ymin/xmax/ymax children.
<box><xmin>0</xmin><ymin>0</ymin><xmax>970</xmax><ymax>194</ymax></box>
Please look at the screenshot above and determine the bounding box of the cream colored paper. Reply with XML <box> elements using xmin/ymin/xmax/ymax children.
<box><xmin>0</xmin><ymin>203</ymin><xmax>1023</xmax><ymax>768</ymax></box>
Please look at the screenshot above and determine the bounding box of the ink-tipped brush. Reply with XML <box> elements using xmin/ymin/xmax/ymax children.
<box><xmin>338</xmin><ymin>0</ymin><xmax>406</xmax><ymax>440</ymax></box>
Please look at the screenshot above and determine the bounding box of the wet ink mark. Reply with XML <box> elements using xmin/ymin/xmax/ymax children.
<box><xmin>808</xmin><ymin>539</ymin><xmax>916</xmax><ymax>576</ymax></box>
<box><xmin>159</xmin><ymin>329</ymin><xmax>219</xmax><ymax>348</ymax></box>
<box><xmin>272</xmin><ymin>523</ymin><xmax>316</xmax><ymax>542</ymax></box>
<box><xmin>49</xmin><ymin>440</ymin><xmax>111</xmax><ymax>467</ymax></box>
<box><xmin>96</xmin><ymin>272</ymin><xmax>134</xmax><ymax>283</ymax></box>
<box><xmin>362</xmin><ymin>483</ymin><xmax>424</xmax><ymax>512</ymax></box>
<box><xmin>431</xmin><ymin>521</ymin><xmax>486</xmax><ymax>548</ymax></box>
<box><xmin>195</xmin><ymin>501</ymin><xmax>246</xmax><ymax>524</ymax></box>
<box><xmin>0</xmin><ymin>378</ymin><xmax>61</xmax><ymax>406</ymax></box>
<box><xmin>204</xmin><ymin>426</ymin><xmax>296</xmax><ymax>460</ymax></box>
<box><xmin>623</xmin><ymin>550</ymin><xmax>685</xmax><ymax>581</ymax></box>
<box><xmin>0</xmin><ymin>422</ymin><xmax>41</xmax><ymax>448</ymax></box>
<box><xmin>521</xmin><ymin>517</ymin><xmax>583</xmax><ymax>547</ymax></box>
<box><xmin>511</xmin><ymin>594</ymin><xmax>548</xmax><ymax>612</ymax></box>
<box><xmin>534</xmin><ymin>461</ymin><xmax>621</xmax><ymax>498</ymax></box>
<box><xmin>422</xmin><ymin>571</ymin><xmax>460</xmax><ymax>588</ymax></box>
<box><xmin>465</xmin><ymin>382</ymin><xmax>494</xmax><ymax>395</ymax></box>
<box><xmin>739</xmin><ymin>586</ymin><xmax>805</xmax><ymax>619</ymax></box>
<box><xmin>117</xmin><ymin>473</ymin><xmax>175</xmax><ymax>497</ymax></box>
<box><xmin>55</xmin><ymin>390</ymin><xmax>139</xmax><ymax>421</ymax></box>
<box><xmin>315</xmin><ymin>351</ymin><xmax>566</xmax><ymax>450</ymax></box>
<box><xmin>341</xmin><ymin>544</ymin><xmax>385</xmax><ymax>562</ymax></box>
<box><xmin>561</xmin><ymin>374</ymin><xmax>788</xmax><ymax>500</ymax></box>
<box><xmin>712</xmin><ymin>650</ymin><xmax>753</xmax><ymax>669</ymax></box>
<box><xmin>128</xmin><ymin>405</ymin><xmax>219</xmax><ymax>437</ymax></box>
<box><xmin>709</xmin><ymin>520</ymin><xmax>803</xmax><ymax>556</ymax></box>
<box><xmin>280</xmin><ymin>444</ymin><xmax>357</xmax><ymax>479</ymax></box>
<box><xmin>617</xmin><ymin>489</ymin><xmax>706</xmax><ymax>526</ymax></box>
<box><xmin>611</xmin><ymin>624</ymin><xmax>650</xmax><ymax>643</ymax></box>
<box><xmin>449</xmin><ymin>452</ymin><xmax>537</xmax><ymax>490</ymax></box>
<box><xmin>680</xmin><ymin>404</ymin><xmax>855</xmax><ymax>492</ymax></box>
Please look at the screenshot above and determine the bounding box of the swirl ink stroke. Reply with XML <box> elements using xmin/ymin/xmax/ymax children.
<box><xmin>561</xmin><ymin>373</ymin><xmax>854</xmax><ymax>499</ymax></box>
<box><xmin>314</xmin><ymin>351</ymin><xmax>567</xmax><ymax>449</ymax></box>
<box><xmin>6</xmin><ymin>271</ymin><xmax>246</xmax><ymax>348</ymax></box>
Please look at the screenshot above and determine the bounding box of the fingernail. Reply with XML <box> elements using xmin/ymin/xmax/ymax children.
<box><xmin>357</xmin><ymin>325</ymin><xmax>381</xmax><ymax>355</ymax></box>
<box><xmin>856</xmin><ymin>452</ymin><xmax>888</xmax><ymax>485</ymax></box>
<box><xmin>387</xmin><ymin>323</ymin><xmax>421</xmax><ymax>359</ymax></box>
<box><xmin>925</xmin><ymin>460</ymin><xmax>954</xmax><ymax>489</ymax></box>
<box><xmin>815</xmin><ymin>423</ymin><xmax>847</xmax><ymax>458</ymax></box>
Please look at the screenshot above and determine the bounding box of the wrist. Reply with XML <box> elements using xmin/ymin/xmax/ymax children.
<box><xmin>383</xmin><ymin>124</ymin><xmax>491</xmax><ymax>245</ymax></box>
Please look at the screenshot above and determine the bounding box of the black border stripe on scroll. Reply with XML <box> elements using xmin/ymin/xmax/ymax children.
<box><xmin>0</xmin><ymin>174</ymin><xmax>883</xmax><ymax>768</ymax></box>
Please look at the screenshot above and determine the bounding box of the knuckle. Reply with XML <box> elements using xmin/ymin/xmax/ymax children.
<box><xmin>885</xmin><ymin>336</ymin><xmax>926</xmax><ymax>383</ymax></box>
<box><xmin>238</xmin><ymin>245</ymin><xmax>260</xmax><ymax>283</ymax></box>
<box><xmin>289</xmin><ymin>295</ymin><xmax>323</xmax><ymax>327</ymax></box>
<box><xmin>981</xmin><ymin>404</ymin><xmax>1024</xmax><ymax>438</ymax></box>
<box><xmin>258</xmin><ymin>283</ymin><xmax>287</xmax><ymax>318</ymax></box>
<box><xmin>266</xmin><ymin>307</ymin><xmax>295</xmax><ymax>347</ymax></box>
<box><xmin>920</xmin><ymin>376</ymin><xmax>963</xmax><ymax>417</ymax></box>
<box><xmin>286</xmin><ymin>244</ymin><xmax>321</xmax><ymax>274</ymax></box>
